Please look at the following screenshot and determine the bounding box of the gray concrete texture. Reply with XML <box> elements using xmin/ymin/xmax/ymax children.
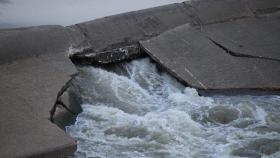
<box><xmin>0</xmin><ymin>26</ymin><xmax>71</xmax><ymax>64</ymax></box>
<box><xmin>0</xmin><ymin>0</ymin><xmax>280</xmax><ymax>157</ymax></box>
<box><xmin>0</xmin><ymin>52</ymin><xmax>77</xmax><ymax>157</ymax></box>
<box><xmin>0</xmin><ymin>24</ymin><xmax>79</xmax><ymax>158</ymax></box>
<box><xmin>140</xmin><ymin>21</ymin><xmax>280</xmax><ymax>89</ymax></box>
<box><xmin>140</xmin><ymin>0</ymin><xmax>280</xmax><ymax>90</ymax></box>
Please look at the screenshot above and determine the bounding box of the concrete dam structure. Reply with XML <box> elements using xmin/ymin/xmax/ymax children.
<box><xmin>0</xmin><ymin>0</ymin><xmax>279</xmax><ymax>157</ymax></box>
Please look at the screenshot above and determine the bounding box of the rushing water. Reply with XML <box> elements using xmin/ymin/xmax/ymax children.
<box><xmin>66</xmin><ymin>58</ymin><xmax>280</xmax><ymax>158</ymax></box>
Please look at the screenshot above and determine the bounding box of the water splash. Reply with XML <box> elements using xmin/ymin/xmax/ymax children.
<box><xmin>67</xmin><ymin>58</ymin><xmax>280</xmax><ymax>158</ymax></box>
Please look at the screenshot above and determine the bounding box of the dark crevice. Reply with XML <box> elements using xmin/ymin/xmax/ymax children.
<box><xmin>208</xmin><ymin>38</ymin><xmax>280</xmax><ymax>62</ymax></box>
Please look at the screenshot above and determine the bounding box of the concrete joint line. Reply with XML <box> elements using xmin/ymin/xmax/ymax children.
<box><xmin>207</xmin><ymin>37</ymin><xmax>280</xmax><ymax>62</ymax></box>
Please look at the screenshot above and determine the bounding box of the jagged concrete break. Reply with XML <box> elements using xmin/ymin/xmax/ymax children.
<box><xmin>70</xmin><ymin>0</ymin><xmax>280</xmax><ymax>64</ymax></box>
<box><xmin>69</xmin><ymin>2</ymin><xmax>194</xmax><ymax>64</ymax></box>
<box><xmin>70</xmin><ymin>0</ymin><xmax>280</xmax><ymax>91</ymax></box>
<box><xmin>0</xmin><ymin>0</ymin><xmax>280</xmax><ymax>157</ymax></box>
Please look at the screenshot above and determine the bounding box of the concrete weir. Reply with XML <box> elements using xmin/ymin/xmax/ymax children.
<box><xmin>0</xmin><ymin>0</ymin><xmax>280</xmax><ymax>157</ymax></box>
<box><xmin>0</xmin><ymin>26</ymin><xmax>78</xmax><ymax>158</ymax></box>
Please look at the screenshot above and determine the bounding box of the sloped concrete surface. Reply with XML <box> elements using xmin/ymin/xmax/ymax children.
<box><xmin>71</xmin><ymin>3</ymin><xmax>193</xmax><ymax>52</ymax></box>
<box><xmin>0</xmin><ymin>26</ymin><xmax>77</xmax><ymax>157</ymax></box>
<box><xmin>71</xmin><ymin>0</ymin><xmax>280</xmax><ymax>65</ymax></box>
<box><xmin>140</xmin><ymin>13</ymin><xmax>280</xmax><ymax>90</ymax></box>
<box><xmin>69</xmin><ymin>2</ymin><xmax>194</xmax><ymax>64</ymax></box>
<box><xmin>202</xmin><ymin>15</ymin><xmax>280</xmax><ymax>61</ymax></box>
<box><xmin>182</xmin><ymin>0</ymin><xmax>254</xmax><ymax>25</ymax></box>
<box><xmin>70</xmin><ymin>0</ymin><xmax>280</xmax><ymax>90</ymax></box>
<box><xmin>1</xmin><ymin>0</ymin><xmax>280</xmax><ymax>157</ymax></box>
<box><xmin>0</xmin><ymin>26</ymin><xmax>72</xmax><ymax>64</ymax></box>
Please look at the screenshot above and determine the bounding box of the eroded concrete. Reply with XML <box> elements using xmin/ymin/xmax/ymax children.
<box><xmin>1</xmin><ymin>0</ymin><xmax>280</xmax><ymax>157</ymax></box>
<box><xmin>71</xmin><ymin>0</ymin><xmax>280</xmax><ymax>65</ymax></box>
<box><xmin>68</xmin><ymin>2</ymin><xmax>194</xmax><ymax>64</ymax></box>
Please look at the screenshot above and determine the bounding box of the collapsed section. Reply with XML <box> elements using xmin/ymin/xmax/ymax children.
<box><xmin>71</xmin><ymin>0</ymin><xmax>280</xmax><ymax>91</ymax></box>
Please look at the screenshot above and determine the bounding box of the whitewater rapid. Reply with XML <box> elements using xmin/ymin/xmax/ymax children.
<box><xmin>66</xmin><ymin>58</ymin><xmax>280</xmax><ymax>158</ymax></box>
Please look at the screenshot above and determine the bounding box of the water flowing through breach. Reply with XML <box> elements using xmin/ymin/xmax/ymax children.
<box><xmin>66</xmin><ymin>58</ymin><xmax>280</xmax><ymax>158</ymax></box>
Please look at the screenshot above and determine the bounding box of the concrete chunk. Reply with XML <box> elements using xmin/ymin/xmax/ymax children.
<box><xmin>72</xmin><ymin>3</ymin><xmax>193</xmax><ymax>52</ymax></box>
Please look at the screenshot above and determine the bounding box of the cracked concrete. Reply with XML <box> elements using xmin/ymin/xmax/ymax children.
<box><xmin>140</xmin><ymin>21</ymin><xmax>280</xmax><ymax>90</ymax></box>
<box><xmin>0</xmin><ymin>0</ymin><xmax>280</xmax><ymax>157</ymax></box>
<box><xmin>200</xmin><ymin>14</ymin><xmax>280</xmax><ymax>61</ymax></box>
<box><xmin>71</xmin><ymin>0</ymin><xmax>280</xmax><ymax>65</ymax></box>
<box><xmin>69</xmin><ymin>0</ymin><xmax>280</xmax><ymax>91</ymax></box>
<box><xmin>50</xmin><ymin>77</ymin><xmax>79</xmax><ymax>123</ymax></box>
<box><xmin>208</xmin><ymin>38</ymin><xmax>280</xmax><ymax>62</ymax></box>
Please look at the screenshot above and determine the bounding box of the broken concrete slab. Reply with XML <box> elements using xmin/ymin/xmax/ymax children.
<box><xmin>50</xmin><ymin>84</ymin><xmax>82</xmax><ymax>130</ymax></box>
<box><xmin>201</xmin><ymin>14</ymin><xmax>280</xmax><ymax>61</ymax></box>
<box><xmin>70</xmin><ymin>45</ymin><xmax>145</xmax><ymax>65</ymax></box>
<box><xmin>65</xmin><ymin>0</ymin><xmax>280</xmax><ymax>91</ymax></box>
<box><xmin>140</xmin><ymin>24</ymin><xmax>280</xmax><ymax>90</ymax></box>
<box><xmin>1</xmin><ymin>0</ymin><xmax>280</xmax><ymax>157</ymax></box>
<box><xmin>70</xmin><ymin>0</ymin><xmax>280</xmax><ymax>65</ymax></box>
<box><xmin>70</xmin><ymin>2</ymin><xmax>193</xmax><ymax>53</ymax></box>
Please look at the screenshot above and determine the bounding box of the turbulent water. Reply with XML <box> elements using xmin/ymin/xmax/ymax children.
<box><xmin>66</xmin><ymin>58</ymin><xmax>280</xmax><ymax>158</ymax></box>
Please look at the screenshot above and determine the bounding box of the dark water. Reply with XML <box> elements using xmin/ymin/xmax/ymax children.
<box><xmin>66</xmin><ymin>58</ymin><xmax>280</xmax><ymax>158</ymax></box>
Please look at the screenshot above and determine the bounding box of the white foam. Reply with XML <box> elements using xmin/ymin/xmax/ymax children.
<box><xmin>67</xmin><ymin>58</ymin><xmax>280</xmax><ymax>158</ymax></box>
